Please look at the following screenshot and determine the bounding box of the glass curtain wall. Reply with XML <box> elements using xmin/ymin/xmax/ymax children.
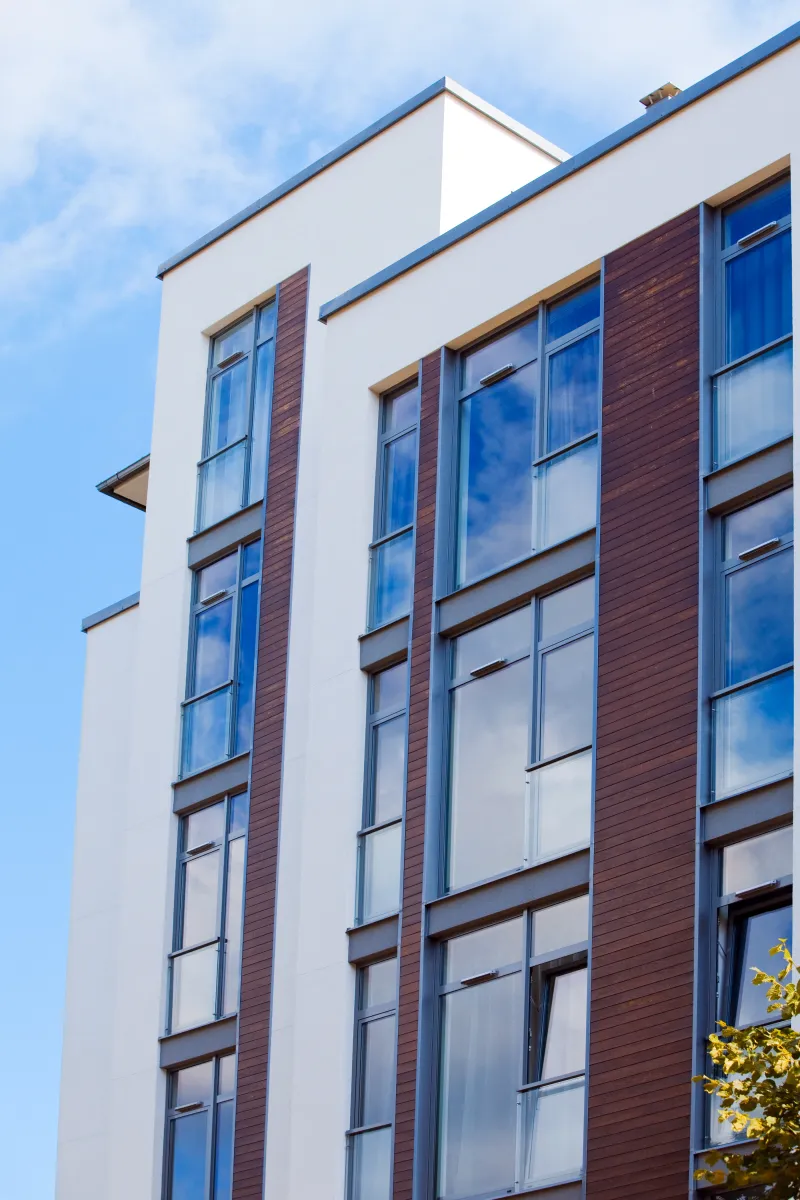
<box><xmin>347</xmin><ymin>957</ymin><xmax>398</xmax><ymax>1200</ymax></box>
<box><xmin>369</xmin><ymin>379</ymin><xmax>420</xmax><ymax>628</ymax></box>
<box><xmin>166</xmin><ymin>1053</ymin><xmax>236</xmax><ymax>1200</ymax></box>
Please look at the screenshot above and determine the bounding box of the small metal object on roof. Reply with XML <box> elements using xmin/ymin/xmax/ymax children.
<box><xmin>96</xmin><ymin>453</ymin><xmax>150</xmax><ymax>511</ymax></box>
<box><xmin>639</xmin><ymin>82</ymin><xmax>682</xmax><ymax>109</ymax></box>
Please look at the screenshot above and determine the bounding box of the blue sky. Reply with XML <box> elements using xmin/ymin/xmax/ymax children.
<box><xmin>2</xmin><ymin>1</ymin><xmax>799</xmax><ymax>1195</ymax></box>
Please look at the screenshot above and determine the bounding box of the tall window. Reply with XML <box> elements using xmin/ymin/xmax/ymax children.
<box><xmin>165</xmin><ymin>1053</ymin><xmax>236</xmax><ymax>1200</ymax></box>
<box><xmin>369</xmin><ymin>379</ymin><xmax>420</xmax><ymax>629</ymax></box>
<box><xmin>181</xmin><ymin>540</ymin><xmax>261</xmax><ymax>777</ymax></box>
<box><xmin>446</xmin><ymin>578</ymin><xmax>595</xmax><ymax>891</ymax></box>
<box><xmin>437</xmin><ymin>898</ymin><xmax>588</xmax><ymax>1199</ymax></box>
<box><xmin>198</xmin><ymin>302</ymin><xmax>276</xmax><ymax>531</ymax></box>
<box><xmin>712</xmin><ymin>489</ymin><xmax>793</xmax><ymax>800</ymax></box>
<box><xmin>457</xmin><ymin>280</ymin><xmax>600</xmax><ymax>587</ymax></box>
<box><xmin>713</xmin><ymin>177</ymin><xmax>792</xmax><ymax>468</ymax></box>
<box><xmin>347</xmin><ymin>957</ymin><xmax>397</xmax><ymax>1200</ymax></box>
<box><xmin>357</xmin><ymin>663</ymin><xmax>408</xmax><ymax>924</ymax></box>
<box><xmin>168</xmin><ymin>792</ymin><xmax>248</xmax><ymax>1033</ymax></box>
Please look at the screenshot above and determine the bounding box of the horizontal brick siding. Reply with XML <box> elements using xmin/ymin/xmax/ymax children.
<box><xmin>232</xmin><ymin>266</ymin><xmax>309</xmax><ymax>1200</ymax></box>
<box><xmin>393</xmin><ymin>351</ymin><xmax>440</xmax><ymax>1200</ymax></box>
<box><xmin>586</xmin><ymin>211</ymin><xmax>700</xmax><ymax>1198</ymax></box>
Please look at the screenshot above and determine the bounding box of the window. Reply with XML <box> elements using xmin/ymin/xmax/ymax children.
<box><xmin>457</xmin><ymin>280</ymin><xmax>600</xmax><ymax>587</ymax></box>
<box><xmin>198</xmin><ymin>302</ymin><xmax>276</xmax><ymax>531</ymax></box>
<box><xmin>181</xmin><ymin>540</ymin><xmax>261</xmax><ymax>776</ymax></box>
<box><xmin>446</xmin><ymin>578</ymin><xmax>594</xmax><ymax>891</ymax></box>
<box><xmin>436</xmin><ymin>898</ymin><xmax>589</xmax><ymax>1199</ymax></box>
<box><xmin>357</xmin><ymin>663</ymin><xmax>408</xmax><ymax>924</ymax></box>
<box><xmin>369</xmin><ymin>379</ymin><xmax>420</xmax><ymax>628</ymax></box>
<box><xmin>713</xmin><ymin>177</ymin><xmax>792</xmax><ymax>468</ymax></box>
<box><xmin>168</xmin><ymin>792</ymin><xmax>248</xmax><ymax>1032</ymax></box>
<box><xmin>347</xmin><ymin>957</ymin><xmax>397</xmax><ymax>1200</ymax></box>
<box><xmin>165</xmin><ymin>1053</ymin><xmax>236</xmax><ymax>1200</ymax></box>
<box><xmin>712</xmin><ymin>490</ymin><xmax>793</xmax><ymax>799</ymax></box>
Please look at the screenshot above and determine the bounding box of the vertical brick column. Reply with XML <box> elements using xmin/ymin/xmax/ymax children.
<box><xmin>393</xmin><ymin>350</ymin><xmax>441</xmax><ymax>1200</ymax></box>
<box><xmin>232</xmin><ymin>266</ymin><xmax>309</xmax><ymax>1200</ymax></box>
<box><xmin>586</xmin><ymin>211</ymin><xmax>700</xmax><ymax>1198</ymax></box>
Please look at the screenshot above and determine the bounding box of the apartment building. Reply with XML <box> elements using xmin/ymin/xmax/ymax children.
<box><xmin>57</xmin><ymin>20</ymin><xmax>800</xmax><ymax>1200</ymax></box>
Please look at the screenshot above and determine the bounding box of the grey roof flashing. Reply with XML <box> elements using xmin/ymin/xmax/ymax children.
<box><xmin>318</xmin><ymin>18</ymin><xmax>800</xmax><ymax>323</ymax></box>
<box><xmin>156</xmin><ymin>79</ymin><xmax>566</xmax><ymax>279</ymax></box>
<box><xmin>82</xmin><ymin>591</ymin><xmax>140</xmax><ymax>633</ymax></box>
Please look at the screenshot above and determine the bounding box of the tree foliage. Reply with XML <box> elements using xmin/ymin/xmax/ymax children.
<box><xmin>693</xmin><ymin>941</ymin><xmax>800</xmax><ymax>1197</ymax></box>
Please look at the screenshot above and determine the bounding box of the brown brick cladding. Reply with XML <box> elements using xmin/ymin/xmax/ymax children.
<box><xmin>232</xmin><ymin>265</ymin><xmax>309</xmax><ymax>1200</ymax></box>
<box><xmin>586</xmin><ymin>210</ymin><xmax>700</xmax><ymax>1198</ymax></box>
<box><xmin>393</xmin><ymin>350</ymin><xmax>440</xmax><ymax>1200</ymax></box>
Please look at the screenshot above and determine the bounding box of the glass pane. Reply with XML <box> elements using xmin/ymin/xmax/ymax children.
<box><xmin>364</xmin><ymin>957</ymin><xmax>397</xmax><ymax>1009</ymax></box>
<box><xmin>169</xmin><ymin>1111</ymin><xmax>208</xmax><ymax>1200</ymax></box>
<box><xmin>222</xmin><ymin>836</ymin><xmax>245</xmax><ymax>1014</ymax></box>
<box><xmin>383</xmin><ymin>383</ymin><xmax>419</xmax><ymax>433</ymax></box>
<box><xmin>372</xmin><ymin>530</ymin><xmax>413</xmax><ymax>627</ymax></box>
<box><xmin>714</xmin><ymin>340</ymin><xmax>793</xmax><ymax>467</ymax></box>
<box><xmin>546</xmin><ymin>281</ymin><xmax>600</xmax><ymax>343</ymax></box>
<box><xmin>174</xmin><ymin>1060</ymin><xmax>214</xmax><ymax>1108</ymax></box>
<box><xmin>182</xmin><ymin>687</ymin><xmax>231</xmax><ymax>775</ymax></box>
<box><xmin>724</xmin><ymin>178</ymin><xmax>791</xmax><ymax>247</ymax></box>
<box><xmin>458</xmin><ymin>363</ymin><xmax>536</xmax><ymax>585</ymax></box>
<box><xmin>373</xmin><ymin>662</ymin><xmax>407</xmax><ymax>714</ymax></box>
<box><xmin>229</xmin><ymin>792</ymin><xmax>249</xmax><ymax>838</ymax></box>
<box><xmin>540</xmin><ymin>968</ymin><xmax>588</xmax><ymax>1078</ymax></box>
<box><xmin>448</xmin><ymin>659</ymin><xmax>529</xmax><ymax>889</ymax></box>
<box><xmin>171</xmin><ymin>944</ymin><xmax>218</xmax><ymax>1030</ymax></box>
<box><xmin>726</xmin><ymin>229</ymin><xmax>792</xmax><ymax>361</ymax></box>
<box><xmin>197</xmin><ymin>554</ymin><xmax>237</xmax><ymax>602</ymax></box>
<box><xmin>444</xmin><ymin>917</ymin><xmax>523</xmax><ymax>985</ymax></box>
<box><xmin>534</xmin><ymin>437</ymin><xmax>598</xmax><ymax>551</ymax></box>
<box><xmin>182</xmin><ymin>850</ymin><xmax>221</xmax><ymax>947</ymax></box>
<box><xmin>258</xmin><ymin>303</ymin><xmax>276</xmax><ymax>342</ymax></box>
<box><xmin>453</xmin><ymin>607</ymin><xmax>531</xmax><ymax>679</ymax></box>
<box><xmin>185</xmin><ymin>803</ymin><xmax>225</xmax><ymax>853</ymax></box>
<box><xmin>724</xmin><ymin>488</ymin><xmax>793</xmax><ymax>559</ymax></box>
<box><xmin>361</xmin><ymin>824</ymin><xmax>402</xmax><ymax>922</ymax></box>
<box><xmin>207</xmin><ymin>359</ymin><xmax>249</xmax><ymax>453</ymax></box>
<box><xmin>531</xmin><ymin>895</ymin><xmax>589</xmax><ymax>958</ymax></box>
<box><xmin>529</xmin><ymin>750</ymin><xmax>592</xmax><ymax>862</ymax></box>
<box><xmin>540</xmin><ymin>634</ymin><xmax>594</xmax><ymax>760</ymax></box>
<box><xmin>213</xmin><ymin>1099</ymin><xmax>234</xmax><ymax>1200</ymax></box>
<box><xmin>242</xmin><ymin>540</ymin><xmax>261</xmax><ymax>579</ymax></box>
<box><xmin>462</xmin><ymin>316</ymin><xmax>539</xmax><ymax>392</ymax></box>
<box><xmin>360</xmin><ymin>1013</ymin><xmax>397</xmax><ymax>1126</ymax></box>
<box><xmin>193</xmin><ymin>598</ymin><xmax>233</xmax><ymax>696</ymax></box>
<box><xmin>351</xmin><ymin>1127</ymin><xmax>392</xmax><ymax>1200</ymax></box>
<box><xmin>521</xmin><ymin>1077</ymin><xmax>584</xmax><ymax>1188</ymax></box>
<box><xmin>714</xmin><ymin>670</ymin><xmax>793</xmax><ymax>797</ymax></box>
<box><xmin>218</xmin><ymin>1054</ymin><xmax>236</xmax><ymax>1097</ymax></box>
<box><xmin>540</xmin><ymin>578</ymin><xmax>595</xmax><ymax>643</ymax></box>
<box><xmin>248</xmin><ymin>340</ymin><xmax>274</xmax><ymax>505</ymax></box>
<box><xmin>198</xmin><ymin>441</ymin><xmax>247</xmax><ymax>530</ymax></box>
<box><xmin>371</xmin><ymin>716</ymin><xmax>406</xmax><ymax>824</ymax></box>
<box><xmin>381</xmin><ymin>430</ymin><xmax>417</xmax><ymax>535</ymax></box>
<box><xmin>723</xmin><ymin>827</ymin><xmax>793</xmax><ymax>895</ymax></box>
<box><xmin>546</xmin><ymin>331</ymin><xmax>600</xmax><ymax>452</ymax></box>
<box><xmin>234</xmin><ymin>580</ymin><xmax>259</xmax><ymax>755</ymax></box>
<box><xmin>213</xmin><ymin>319</ymin><xmax>252</xmax><ymax>366</ymax></box>
<box><xmin>438</xmin><ymin>972</ymin><xmax>522</xmax><ymax>1199</ymax></box>
<box><xmin>725</xmin><ymin>548</ymin><xmax>793</xmax><ymax>685</ymax></box>
<box><xmin>735</xmin><ymin>905</ymin><xmax>792</xmax><ymax>1026</ymax></box>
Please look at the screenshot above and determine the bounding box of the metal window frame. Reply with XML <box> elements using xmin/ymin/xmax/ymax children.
<box><xmin>163</xmin><ymin>1051</ymin><xmax>237</xmax><ymax>1200</ymax></box>
<box><xmin>346</xmin><ymin>956</ymin><xmax>399</xmax><ymax>1200</ymax></box>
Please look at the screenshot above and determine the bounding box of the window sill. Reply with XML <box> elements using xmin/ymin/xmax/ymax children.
<box><xmin>705</xmin><ymin>435</ymin><xmax>792</xmax><ymax>515</ymax></box>
<box><xmin>187</xmin><ymin>500</ymin><xmax>264</xmax><ymax>570</ymax></box>
<box><xmin>703</xmin><ymin>775</ymin><xmax>792</xmax><ymax>843</ymax></box>
<box><xmin>159</xmin><ymin>1014</ymin><xmax>237</xmax><ymax>1069</ymax></box>
<box><xmin>173</xmin><ymin>751</ymin><xmax>251</xmax><ymax>814</ymax></box>
<box><xmin>359</xmin><ymin>616</ymin><xmax>410</xmax><ymax>672</ymax></box>
<box><xmin>347</xmin><ymin>913</ymin><xmax>399</xmax><ymax>964</ymax></box>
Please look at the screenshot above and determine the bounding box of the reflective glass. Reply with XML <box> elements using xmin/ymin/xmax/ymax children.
<box><xmin>361</xmin><ymin>823</ymin><xmax>402</xmax><ymax>922</ymax></box>
<box><xmin>724</xmin><ymin>488</ymin><xmax>793</xmax><ymax>559</ymax></box>
<box><xmin>723</xmin><ymin>826</ymin><xmax>793</xmax><ymax>896</ymax></box>
<box><xmin>218</xmin><ymin>1054</ymin><xmax>236</xmax><ymax>1097</ymax></box>
<box><xmin>724</xmin><ymin>178</ymin><xmax>791</xmax><ymax>247</ymax></box>
<box><xmin>234</xmin><ymin>580</ymin><xmax>258</xmax><ymax>754</ymax></box>
<box><xmin>372</xmin><ymin>716</ymin><xmax>406</xmax><ymax>824</ymax></box>
<box><xmin>448</xmin><ymin>659</ymin><xmax>529</xmax><ymax>889</ymax></box>
<box><xmin>372</xmin><ymin>530</ymin><xmax>414</xmax><ymax>628</ymax></box>
<box><xmin>534</xmin><ymin>438</ymin><xmax>597</xmax><ymax>551</ymax></box>
<box><xmin>175</xmin><ymin>1060</ymin><xmax>214</xmax><ymax>1108</ymax></box>
<box><xmin>444</xmin><ymin>918</ymin><xmax>523</xmax><ymax>985</ymax></box>
<box><xmin>531</xmin><ymin>895</ymin><xmax>589</xmax><ymax>958</ymax></box>
<box><xmin>197</xmin><ymin>554</ymin><xmax>237</xmax><ymax>602</ymax></box>
<box><xmin>193</xmin><ymin>598</ymin><xmax>233</xmax><ymax>695</ymax></box>
<box><xmin>458</xmin><ymin>363</ymin><xmax>536</xmax><ymax>584</ymax></box>
<box><xmin>172</xmin><ymin>945</ymin><xmax>217</xmax><ymax>1030</ymax></box>
<box><xmin>229</xmin><ymin>791</ymin><xmax>249</xmax><ymax>838</ymax></box>
<box><xmin>258</xmin><ymin>302</ymin><xmax>276</xmax><ymax>342</ymax></box>
<box><xmin>520</xmin><ymin>1078</ymin><xmax>585</xmax><ymax>1188</ymax></box>
<box><xmin>726</xmin><ymin>229</ymin><xmax>792</xmax><ymax>361</ymax></box>
<box><xmin>383</xmin><ymin>384</ymin><xmax>419</xmax><ymax>433</ymax></box>
<box><xmin>381</xmin><ymin>430</ymin><xmax>417</xmax><ymax>535</ymax></box>
<box><xmin>222</xmin><ymin>836</ymin><xmax>245</xmax><ymax>1014</ymax></box>
<box><xmin>438</xmin><ymin>972</ymin><xmax>522</xmax><ymax>1199</ymax></box>
<box><xmin>213</xmin><ymin>1099</ymin><xmax>234</xmax><ymax>1200</ymax></box>
<box><xmin>546</xmin><ymin>331</ymin><xmax>600</xmax><ymax>452</ymax></box>
<box><xmin>351</xmin><ymin>1127</ymin><xmax>392</xmax><ymax>1200</ymax></box>
<box><xmin>185</xmin><ymin>803</ymin><xmax>225</xmax><ymax>853</ymax></box>
<box><xmin>198</xmin><ymin>441</ymin><xmax>247</xmax><ymax>530</ymax></box>
<box><xmin>529</xmin><ymin>750</ymin><xmax>592</xmax><ymax>862</ymax></box>
<box><xmin>182</xmin><ymin>850</ymin><xmax>220</xmax><ymax>946</ymax></box>
<box><xmin>182</xmin><ymin>687</ymin><xmax>231</xmax><ymax>775</ymax></box>
<box><xmin>248</xmin><ymin>340</ymin><xmax>274</xmax><ymax>505</ymax></box>
<box><xmin>725</xmin><ymin>548</ymin><xmax>792</xmax><ymax>685</ymax></box>
<box><xmin>714</xmin><ymin>340</ymin><xmax>793</xmax><ymax>467</ymax></box>
<box><xmin>546</xmin><ymin>282</ymin><xmax>600</xmax><ymax>343</ymax></box>
<box><xmin>540</xmin><ymin>968</ymin><xmax>588</xmax><ymax>1078</ymax></box>
<box><xmin>540</xmin><ymin>578</ymin><xmax>594</xmax><ymax>643</ymax></box>
<box><xmin>453</xmin><ymin>607</ymin><xmax>531</xmax><ymax>678</ymax></box>
<box><xmin>373</xmin><ymin>662</ymin><xmax>407</xmax><ymax>714</ymax></box>
<box><xmin>361</xmin><ymin>1014</ymin><xmax>397</xmax><ymax>1126</ymax></box>
<box><xmin>714</xmin><ymin>670</ymin><xmax>793</xmax><ymax>797</ymax></box>
<box><xmin>207</xmin><ymin>359</ymin><xmax>249</xmax><ymax>453</ymax></box>
<box><xmin>169</xmin><ymin>1111</ymin><xmax>208</xmax><ymax>1200</ymax></box>
<box><xmin>540</xmin><ymin>634</ymin><xmax>594</xmax><ymax>759</ymax></box>
<box><xmin>365</xmin><ymin>957</ymin><xmax>397</xmax><ymax>1008</ymax></box>
<box><xmin>242</xmin><ymin>540</ymin><xmax>261</xmax><ymax>579</ymax></box>
<box><xmin>213</xmin><ymin>319</ymin><xmax>252</xmax><ymax>367</ymax></box>
<box><xmin>735</xmin><ymin>905</ymin><xmax>792</xmax><ymax>1026</ymax></box>
<box><xmin>462</xmin><ymin>316</ymin><xmax>539</xmax><ymax>392</ymax></box>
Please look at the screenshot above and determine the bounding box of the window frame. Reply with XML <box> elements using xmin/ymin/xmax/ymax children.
<box><xmin>164</xmin><ymin>1052</ymin><xmax>236</xmax><ymax>1200</ymax></box>
<box><xmin>346</xmin><ymin>957</ymin><xmax>398</xmax><ymax>1200</ymax></box>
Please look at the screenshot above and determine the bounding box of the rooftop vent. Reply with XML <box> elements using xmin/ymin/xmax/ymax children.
<box><xmin>640</xmin><ymin>82</ymin><xmax>682</xmax><ymax>109</ymax></box>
